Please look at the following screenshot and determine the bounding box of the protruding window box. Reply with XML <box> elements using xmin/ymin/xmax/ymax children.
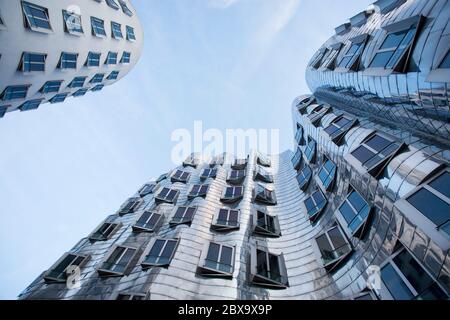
<box><xmin>296</xmin><ymin>96</ymin><xmax>316</xmax><ymax>114</ymax></box>
<box><xmin>324</xmin><ymin>115</ymin><xmax>358</xmax><ymax>145</ymax></box>
<box><xmin>97</xmin><ymin>245</ymin><xmax>139</xmax><ymax>277</ymax></box>
<box><xmin>188</xmin><ymin>184</ymin><xmax>209</xmax><ymax>200</ymax></box>
<box><xmin>200</xmin><ymin>168</ymin><xmax>217</xmax><ymax>180</ymax></box>
<box><xmin>63</xmin><ymin>10</ymin><xmax>83</xmax><ymax>36</ymax></box>
<box><xmin>335</xmin><ymin>23</ymin><xmax>350</xmax><ymax>36</ymax></box>
<box><xmin>374</xmin><ymin>0</ymin><xmax>406</xmax><ymax>14</ymax></box>
<box><xmin>171</xmin><ymin>169</ymin><xmax>191</xmax><ymax>183</ymax></box>
<box><xmin>252</xmin><ymin>209</ymin><xmax>281</xmax><ymax>237</ymax></box>
<box><xmin>210</xmin><ymin>155</ymin><xmax>225</xmax><ymax>167</ymax></box>
<box><xmin>197</xmin><ymin>242</ymin><xmax>235</xmax><ymax>279</ymax></box>
<box><xmin>295</xmin><ymin>126</ymin><xmax>304</xmax><ymax>146</ymax></box>
<box><xmin>220</xmin><ymin>186</ymin><xmax>244</xmax><ymax>203</ymax></box>
<box><xmin>231</xmin><ymin>158</ymin><xmax>247</xmax><ymax>170</ymax></box>
<box><xmin>304</xmin><ymin>138</ymin><xmax>317</xmax><ymax>164</ymax></box>
<box><xmin>257</xmin><ymin>154</ymin><xmax>271</xmax><ymax>167</ymax></box>
<box><xmin>21</xmin><ymin>1</ymin><xmax>53</xmax><ymax>34</ymax></box>
<box><xmin>316</xmin><ymin>157</ymin><xmax>337</xmax><ymax>192</ymax></box>
<box><xmin>318</xmin><ymin>43</ymin><xmax>343</xmax><ymax>70</ymax></box>
<box><xmin>426</xmin><ymin>48</ymin><xmax>450</xmax><ymax>83</ymax></box>
<box><xmin>141</xmin><ymin>238</ymin><xmax>179</xmax><ymax>269</ymax></box>
<box><xmin>89</xmin><ymin>221</ymin><xmax>121</xmax><ymax>241</ymax></box>
<box><xmin>345</xmin><ymin>131</ymin><xmax>407</xmax><ymax>178</ymax></box>
<box><xmin>291</xmin><ymin>147</ymin><xmax>303</xmax><ymax>170</ymax></box>
<box><xmin>307</xmin><ymin>104</ymin><xmax>331</xmax><ymax>127</ymax></box>
<box><xmin>133</xmin><ymin>211</ymin><xmax>163</xmax><ymax>233</ymax></box>
<box><xmin>227</xmin><ymin>169</ymin><xmax>246</xmax><ymax>185</ymax></box>
<box><xmin>249</xmin><ymin>246</ymin><xmax>289</xmax><ymax>289</ymax></box>
<box><xmin>44</xmin><ymin>252</ymin><xmax>90</xmax><ymax>283</ymax></box>
<box><xmin>118</xmin><ymin>197</ymin><xmax>142</xmax><ymax>215</ymax></box>
<box><xmin>183</xmin><ymin>155</ymin><xmax>200</xmax><ymax>168</ymax></box>
<box><xmin>211</xmin><ymin>208</ymin><xmax>240</xmax><ymax>232</ymax></box>
<box><xmin>138</xmin><ymin>183</ymin><xmax>155</xmax><ymax>197</ymax></box>
<box><xmin>302</xmin><ymin>189</ymin><xmax>328</xmax><ymax>222</ymax></box>
<box><xmin>296</xmin><ymin>165</ymin><xmax>312</xmax><ymax>191</ymax></box>
<box><xmin>337</xmin><ymin>188</ymin><xmax>372</xmax><ymax>238</ymax></box>
<box><xmin>155</xmin><ymin>187</ymin><xmax>180</xmax><ymax>204</ymax></box>
<box><xmin>315</xmin><ymin>225</ymin><xmax>352</xmax><ymax>272</ymax></box>
<box><xmin>254</xmin><ymin>166</ymin><xmax>273</xmax><ymax>183</ymax></box>
<box><xmin>310</xmin><ymin>48</ymin><xmax>328</xmax><ymax>69</ymax></box>
<box><xmin>253</xmin><ymin>184</ymin><xmax>277</xmax><ymax>206</ymax></box>
<box><xmin>169</xmin><ymin>206</ymin><xmax>197</xmax><ymax>226</ymax></box>
<box><xmin>335</xmin><ymin>34</ymin><xmax>370</xmax><ymax>73</ymax></box>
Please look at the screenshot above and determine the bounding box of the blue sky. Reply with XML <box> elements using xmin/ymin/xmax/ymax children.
<box><xmin>0</xmin><ymin>0</ymin><xmax>372</xmax><ymax>299</ymax></box>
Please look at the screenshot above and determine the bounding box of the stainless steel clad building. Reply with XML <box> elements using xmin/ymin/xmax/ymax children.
<box><xmin>19</xmin><ymin>0</ymin><xmax>449</xmax><ymax>300</ymax></box>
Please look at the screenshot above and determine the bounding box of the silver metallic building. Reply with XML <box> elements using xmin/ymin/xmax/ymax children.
<box><xmin>19</xmin><ymin>0</ymin><xmax>449</xmax><ymax>300</ymax></box>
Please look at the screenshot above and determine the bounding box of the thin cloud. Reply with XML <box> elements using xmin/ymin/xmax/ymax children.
<box><xmin>208</xmin><ymin>0</ymin><xmax>240</xmax><ymax>9</ymax></box>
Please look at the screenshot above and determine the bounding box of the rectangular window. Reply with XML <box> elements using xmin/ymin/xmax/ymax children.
<box><xmin>211</xmin><ymin>208</ymin><xmax>240</xmax><ymax>231</ymax></box>
<box><xmin>121</xmin><ymin>51</ymin><xmax>131</xmax><ymax>64</ymax></box>
<box><xmin>68</xmin><ymin>76</ymin><xmax>86</xmax><ymax>88</ymax></box>
<box><xmin>91</xmin><ymin>17</ymin><xmax>106</xmax><ymax>37</ymax></box>
<box><xmin>227</xmin><ymin>169</ymin><xmax>246</xmax><ymax>184</ymax></box>
<box><xmin>106</xmin><ymin>0</ymin><xmax>120</xmax><ymax>10</ymax></box>
<box><xmin>90</xmin><ymin>221</ymin><xmax>120</xmax><ymax>241</ymax></box>
<box><xmin>253</xmin><ymin>210</ymin><xmax>281</xmax><ymax>237</ymax></box>
<box><xmin>155</xmin><ymin>187</ymin><xmax>179</xmax><ymax>204</ymax></box>
<box><xmin>380</xmin><ymin>245</ymin><xmax>448</xmax><ymax>300</ymax></box>
<box><xmin>183</xmin><ymin>154</ymin><xmax>200</xmax><ymax>168</ymax></box>
<box><xmin>63</xmin><ymin>10</ymin><xmax>83</xmax><ymax>35</ymax></box>
<box><xmin>170</xmin><ymin>206</ymin><xmax>197</xmax><ymax>225</ymax></box>
<box><xmin>141</xmin><ymin>238</ymin><xmax>179</xmax><ymax>268</ymax></box>
<box><xmin>221</xmin><ymin>186</ymin><xmax>244</xmax><ymax>203</ymax></box>
<box><xmin>324</xmin><ymin>115</ymin><xmax>355</xmax><ymax>144</ymax></box>
<box><xmin>91</xmin><ymin>84</ymin><xmax>104</xmax><ymax>92</ymax></box>
<box><xmin>338</xmin><ymin>189</ymin><xmax>371</xmax><ymax>237</ymax></box>
<box><xmin>320</xmin><ymin>45</ymin><xmax>341</xmax><ymax>70</ymax></box>
<box><xmin>253</xmin><ymin>184</ymin><xmax>277</xmax><ymax>205</ymax></box>
<box><xmin>304</xmin><ymin>189</ymin><xmax>327</xmax><ymax>222</ymax></box>
<box><xmin>40</xmin><ymin>81</ymin><xmax>63</xmax><ymax>94</ymax></box>
<box><xmin>198</xmin><ymin>242</ymin><xmax>235</xmax><ymax>277</ymax></box>
<box><xmin>90</xmin><ymin>73</ymin><xmax>105</xmax><ymax>84</ymax></box>
<box><xmin>406</xmin><ymin>171</ymin><xmax>450</xmax><ymax>236</ymax></box>
<box><xmin>116</xmin><ymin>293</ymin><xmax>145</xmax><ymax>300</ymax></box>
<box><xmin>231</xmin><ymin>158</ymin><xmax>247</xmax><ymax>170</ymax></box>
<box><xmin>126</xmin><ymin>25</ymin><xmax>136</xmax><ymax>41</ymax></box>
<box><xmin>105</xmin><ymin>52</ymin><xmax>118</xmax><ymax>65</ymax></box>
<box><xmin>350</xmin><ymin>132</ymin><xmax>403</xmax><ymax>177</ymax></box>
<box><xmin>254</xmin><ymin>166</ymin><xmax>273</xmax><ymax>183</ymax></box>
<box><xmin>338</xmin><ymin>43</ymin><xmax>363</xmax><ymax>69</ymax></box>
<box><xmin>59</xmin><ymin>52</ymin><xmax>78</xmax><ymax>69</ymax></box>
<box><xmin>133</xmin><ymin>211</ymin><xmax>163</xmax><ymax>232</ymax></box>
<box><xmin>19</xmin><ymin>99</ymin><xmax>43</xmax><ymax>111</ymax></box>
<box><xmin>86</xmin><ymin>52</ymin><xmax>101</xmax><ymax>67</ymax></box>
<box><xmin>315</xmin><ymin>225</ymin><xmax>352</xmax><ymax>271</ymax></box>
<box><xmin>171</xmin><ymin>169</ymin><xmax>191</xmax><ymax>183</ymax></box>
<box><xmin>250</xmin><ymin>247</ymin><xmax>288</xmax><ymax>288</ymax></box>
<box><xmin>107</xmin><ymin>71</ymin><xmax>120</xmax><ymax>80</ymax></box>
<box><xmin>310</xmin><ymin>48</ymin><xmax>328</xmax><ymax>69</ymax></box>
<box><xmin>138</xmin><ymin>183</ymin><xmax>155</xmax><ymax>197</ymax></box>
<box><xmin>200</xmin><ymin>168</ymin><xmax>218</xmax><ymax>180</ymax></box>
<box><xmin>44</xmin><ymin>252</ymin><xmax>89</xmax><ymax>283</ymax></box>
<box><xmin>73</xmin><ymin>88</ymin><xmax>88</xmax><ymax>97</ymax></box>
<box><xmin>20</xmin><ymin>52</ymin><xmax>46</xmax><ymax>72</ymax></box>
<box><xmin>296</xmin><ymin>165</ymin><xmax>312</xmax><ymax>191</ymax></box>
<box><xmin>304</xmin><ymin>138</ymin><xmax>316</xmax><ymax>163</ymax></box>
<box><xmin>438</xmin><ymin>50</ymin><xmax>450</xmax><ymax>69</ymax></box>
<box><xmin>111</xmin><ymin>21</ymin><xmax>123</xmax><ymax>39</ymax></box>
<box><xmin>119</xmin><ymin>0</ymin><xmax>134</xmax><ymax>17</ymax></box>
<box><xmin>188</xmin><ymin>184</ymin><xmax>209</xmax><ymax>199</ymax></box>
<box><xmin>295</xmin><ymin>127</ymin><xmax>303</xmax><ymax>145</ymax></box>
<box><xmin>297</xmin><ymin>96</ymin><xmax>316</xmax><ymax>114</ymax></box>
<box><xmin>1</xmin><ymin>85</ymin><xmax>29</xmax><ymax>101</ymax></box>
<box><xmin>119</xmin><ymin>198</ymin><xmax>141</xmax><ymax>215</ymax></box>
<box><xmin>49</xmin><ymin>93</ymin><xmax>68</xmax><ymax>104</ymax></box>
<box><xmin>291</xmin><ymin>147</ymin><xmax>302</xmax><ymax>170</ymax></box>
<box><xmin>307</xmin><ymin>104</ymin><xmax>330</xmax><ymax>126</ymax></box>
<box><xmin>317</xmin><ymin>157</ymin><xmax>336</xmax><ymax>191</ymax></box>
<box><xmin>98</xmin><ymin>245</ymin><xmax>137</xmax><ymax>276</ymax></box>
<box><xmin>21</xmin><ymin>1</ymin><xmax>52</xmax><ymax>32</ymax></box>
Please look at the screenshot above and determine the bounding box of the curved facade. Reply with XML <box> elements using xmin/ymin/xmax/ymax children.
<box><xmin>0</xmin><ymin>0</ymin><xmax>143</xmax><ymax>118</ymax></box>
<box><xmin>306</xmin><ymin>0</ymin><xmax>450</xmax><ymax>146</ymax></box>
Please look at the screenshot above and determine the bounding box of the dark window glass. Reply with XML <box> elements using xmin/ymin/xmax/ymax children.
<box><xmin>429</xmin><ymin>172</ymin><xmax>450</xmax><ymax>198</ymax></box>
<box><xmin>381</xmin><ymin>263</ymin><xmax>414</xmax><ymax>300</ymax></box>
<box><xmin>439</xmin><ymin>50</ymin><xmax>450</xmax><ymax>69</ymax></box>
<box><xmin>352</xmin><ymin>145</ymin><xmax>375</xmax><ymax>164</ymax></box>
<box><xmin>407</xmin><ymin>188</ymin><xmax>450</xmax><ymax>227</ymax></box>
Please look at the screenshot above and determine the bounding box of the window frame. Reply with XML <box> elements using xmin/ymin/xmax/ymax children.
<box><xmin>254</xmin><ymin>165</ymin><xmax>273</xmax><ymax>183</ymax></box>
<box><xmin>314</xmin><ymin>224</ymin><xmax>352</xmax><ymax>272</ymax></box>
<box><xmin>211</xmin><ymin>208</ymin><xmax>240</xmax><ymax>231</ymax></box>
<box><xmin>197</xmin><ymin>242</ymin><xmax>235</xmax><ymax>278</ymax></box>
<box><xmin>118</xmin><ymin>197</ymin><xmax>142</xmax><ymax>215</ymax></box>
<box><xmin>141</xmin><ymin>238</ymin><xmax>180</xmax><ymax>269</ymax></box>
<box><xmin>307</xmin><ymin>104</ymin><xmax>331</xmax><ymax>127</ymax></box>
<box><xmin>249</xmin><ymin>245</ymin><xmax>289</xmax><ymax>289</ymax></box>
<box><xmin>59</xmin><ymin>52</ymin><xmax>78</xmax><ymax>70</ymax></box>
<box><xmin>169</xmin><ymin>205</ymin><xmax>197</xmax><ymax>226</ymax></box>
<box><xmin>304</xmin><ymin>137</ymin><xmax>317</xmax><ymax>164</ymax></box>
<box><xmin>40</xmin><ymin>80</ymin><xmax>63</xmax><ymax>94</ymax></box>
<box><xmin>318</xmin><ymin>43</ymin><xmax>343</xmax><ymax>71</ymax></box>
<box><xmin>257</xmin><ymin>154</ymin><xmax>271</xmax><ymax>167</ymax></box>
<box><xmin>252</xmin><ymin>208</ymin><xmax>281</xmax><ymax>237</ymax></box>
<box><xmin>133</xmin><ymin>210</ymin><xmax>163</xmax><ymax>233</ymax></box>
<box><xmin>19</xmin><ymin>52</ymin><xmax>47</xmax><ymax>72</ymax></box>
<box><xmin>170</xmin><ymin>169</ymin><xmax>191</xmax><ymax>183</ymax></box>
<box><xmin>296</xmin><ymin>96</ymin><xmax>316</xmax><ymax>114</ymax></box>
<box><xmin>220</xmin><ymin>185</ymin><xmax>244</xmax><ymax>203</ymax></box>
<box><xmin>154</xmin><ymin>187</ymin><xmax>180</xmax><ymax>204</ymax></box>
<box><xmin>323</xmin><ymin>114</ymin><xmax>358</xmax><ymax>145</ymax></box>
<box><xmin>316</xmin><ymin>155</ymin><xmax>337</xmax><ymax>192</ymax></box>
<box><xmin>227</xmin><ymin>169</ymin><xmax>246</xmax><ymax>185</ymax></box>
<box><xmin>335</xmin><ymin>34</ymin><xmax>370</xmax><ymax>72</ymax></box>
<box><xmin>21</xmin><ymin>1</ymin><xmax>53</xmax><ymax>33</ymax></box>
<box><xmin>49</xmin><ymin>93</ymin><xmax>69</xmax><ymax>104</ymax></box>
<box><xmin>296</xmin><ymin>165</ymin><xmax>312</xmax><ymax>191</ymax></box>
<box><xmin>121</xmin><ymin>51</ymin><xmax>131</xmax><ymax>64</ymax></box>
<box><xmin>43</xmin><ymin>252</ymin><xmax>90</xmax><ymax>283</ymax></box>
<box><xmin>426</xmin><ymin>46</ymin><xmax>450</xmax><ymax>83</ymax></box>
<box><xmin>0</xmin><ymin>85</ymin><xmax>30</xmax><ymax>101</ymax></box>
<box><xmin>19</xmin><ymin>99</ymin><xmax>43</xmax><ymax>111</ymax></box>
<box><xmin>231</xmin><ymin>158</ymin><xmax>248</xmax><ymax>170</ymax></box>
<box><xmin>68</xmin><ymin>76</ymin><xmax>86</xmax><ymax>88</ymax></box>
<box><xmin>200</xmin><ymin>167</ymin><xmax>218</xmax><ymax>180</ymax></box>
<box><xmin>253</xmin><ymin>183</ymin><xmax>277</xmax><ymax>206</ymax></box>
<box><xmin>126</xmin><ymin>25</ymin><xmax>136</xmax><ymax>41</ymax></box>
<box><xmin>85</xmin><ymin>52</ymin><xmax>101</xmax><ymax>67</ymax></box>
<box><xmin>97</xmin><ymin>244</ymin><xmax>139</xmax><ymax>277</ymax></box>
<box><xmin>91</xmin><ymin>16</ymin><xmax>107</xmax><ymax>38</ymax></box>
<box><xmin>62</xmin><ymin>9</ymin><xmax>83</xmax><ymax>36</ymax></box>
<box><xmin>105</xmin><ymin>52</ymin><xmax>118</xmax><ymax>65</ymax></box>
<box><xmin>111</xmin><ymin>21</ymin><xmax>123</xmax><ymax>39</ymax></box>
<box><xmin>115</xmin><ymin>292</ymin><xmax>148</xmax><ymax>300</ymax></box>
<box><xmin>89</xmin><ymin>220</ymin><xmax>121</xmax><ymax>241</ymax></box>
<box><xmin>187</xmin><ymin>184</ymin><xmax>209</xmax><ymax>200</ymax></box>
<box><xmin>138</xmin><ymin>183</ymin><xmax>155</xmax><ymax>197</ymax></box>
<box><xmin>302</xmin><ymin>188</ymin><xmax>328</xmax><ymax>222</ymax></box>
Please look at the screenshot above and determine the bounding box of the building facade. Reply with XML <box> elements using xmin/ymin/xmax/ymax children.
<box><xmin>0</xmin><ymin>0</ymin><xmax>143</xmax><ymax>118</ymax></box>
<box><xmin>19</xmin><ymin>0</ymin><xmax>449</xmax><ymax>300</ymax></box>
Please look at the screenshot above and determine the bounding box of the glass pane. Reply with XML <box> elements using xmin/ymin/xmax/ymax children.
<box><xmin>218</xmin><ymin>209</ymin><xmax>228</xmax><ymax>221</ymax></box>
<box><xmin>352</xmin><ymin>145</ymin><xmax>375</xmax><ymax>164</ymax></box>
<box><xmin>393</xmin><ymin>250</ymin><xmax>434</xmax><ymax>295</ymax></box>
<box><xmin>381</xmin><ymin>263</ymin><xmax>414</xmax><ymax>300</ymax></box>
<box><xmin>316</xmin><ymin>234</ymin><xmax>333</xmax><ymax>257</ymax></box>
<box><xmin>328</xmin><ymin>227</ymin><xmax>346</xmax><ymax>249</ymax></box>
<box><xmin>229</xmin><ymin>210</ymin><xmax>238</xmax><ymax>223</ymax></box>
<box><xmin>407</xmin><ymin>188</ymin><xmax>450</xmax><ymax>226</ymax></box>
<box><xmin>366</xmin><ymin>134</ymin><xmax>391</xmax><ymax>152</ymax></box>
<box><xmin>370</xmin><ymin>51</ymin><xmax>394</xmax><ymax>68</ymax></box>
<box><xmin>380</xmin><ymin>31</ymin><xmax>407</xmax><ymax>49</ymax></box>
<box><xmin>149</xmin><ymin>240</ymin><xmax>165</xmax><ymax>257</ymax></box>
<box><xmin>161</xmin><ymin>240</ymin><xmax>176</xmax><ymax>258</ymax></box>
<box><xmin>348</xmin><ymin>191</ymin><xmax>367</xmax><ymax>212</ymax></box>
<box><xmin>207</xmin><ymin>243</ymin><xmax>220</xmax><ymax>262</ymax></box>
<box><xmin>429</xmin><ymin>172</ymin><xmax>450</xmax><ymax>198</ymax></box>
<box><xmin>439</xmin><ymin>50</ymin><xmax>450</xmax><ymax>68</ymax></box>
<box><xmin>268</xmin><ymin>254</ymin><xmax>281</xmax><ymax>280</ymax></box>
<box><xmin>220</xmin><ymin>246</ymin><xmax>233</xmax><ymax>266</ymax></box>
<box><xmin>174</xmin><ymin>207</ymin><xmax>185</xmax><ymax>218</ymax></box>
<box><xmin>339</xmin><ymin>201</ymin><xmax>356</xmax><ymax>224</ymax></box>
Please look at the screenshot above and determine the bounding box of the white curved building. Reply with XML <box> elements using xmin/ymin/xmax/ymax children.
<box><xmin>0</xmin><ymin>0</ymin><xmax>143</xmax><ymax>118</ymax></box>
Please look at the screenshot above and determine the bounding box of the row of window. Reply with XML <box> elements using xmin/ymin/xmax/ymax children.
<box><xmin>19</xmin><ymin>1</ymin><xmax>136</xmax><ymax>40</ymax></box>
<box><xmin>14</xmin><ymin>51</ymin><xmax>131</xmax><ymax>73</ymax></box>
<box><xmin>310</xmin><ymin>14</ymin><xmax>449</xmax><ymax>80</ymax></box>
